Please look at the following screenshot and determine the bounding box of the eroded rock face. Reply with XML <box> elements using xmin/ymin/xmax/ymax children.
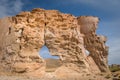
<box><xmin>0</xmin><ymin>8</ymin><xmax>109</xmax><ymax>77</ymax></box>
<box><xmin>77</xmin><ymin>16</ymin><xmax>109</xmax><ymax>72</ymax></box>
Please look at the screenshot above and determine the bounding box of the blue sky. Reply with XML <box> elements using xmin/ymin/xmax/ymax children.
<box><xmin>0</xmin><ymin>0</ymin><xmax>120</xmax><ymax>64</ymax></box>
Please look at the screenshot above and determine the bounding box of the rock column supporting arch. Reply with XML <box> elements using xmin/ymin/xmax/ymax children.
<box><xmin>77</xmin><ymin>16</ymin><xmax>110</xmax><ymax>72</ymax></box>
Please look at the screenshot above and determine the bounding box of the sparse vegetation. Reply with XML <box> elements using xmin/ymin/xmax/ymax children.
<box><xmin>109</xmin><ymin>64</ymin><xmax>120</xmax><ymax>80</ymax></box>
<box><xmin>109</xmin><ymin>64</ymin><xmax>120</xmax><ymax>72</ymax></box>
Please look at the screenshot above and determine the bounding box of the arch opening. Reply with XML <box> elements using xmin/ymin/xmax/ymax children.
<box><xmin>39</xmin><ymin>45</ymin><xmax>62</xmax><ymax>72</ymax></box>
<box><xmin>85</xmin><ymin>49</ymin><xmax>90</xmax><ymax>56</ymax></box>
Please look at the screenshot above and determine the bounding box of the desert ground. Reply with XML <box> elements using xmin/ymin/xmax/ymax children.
<box><xmin>0</xmin><ymin>59</ymin><xmax>118</xmax><ymax>80</ymax></box>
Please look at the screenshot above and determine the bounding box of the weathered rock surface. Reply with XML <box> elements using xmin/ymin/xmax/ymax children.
<box><xmin>77</xmin><ymin>16</ymin><xmax>109</xmax><ymax>72</ymax></box>
<box><xmin>0</xmin><ymin>8</ymin><xmax>110</xmax><ymax>79</ymax></box>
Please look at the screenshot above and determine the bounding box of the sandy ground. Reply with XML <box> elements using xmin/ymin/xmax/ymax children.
<box><xmin>0</xmin><ymin>74</ymin><xmax>112</xmax><ymax>80</ymax></box>
<box><xmin>0</xmin><ymin>59</ymin><xmax>113</xmax><ymax>80</ymax></box>
<box><xmin>0</xmin><ymin>76</ymin><xmax>60</xmax><ymax>80</ymax></box>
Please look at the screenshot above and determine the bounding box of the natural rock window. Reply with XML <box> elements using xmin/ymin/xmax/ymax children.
<box><xmin>39</xmin><ymin>45</ymin><xmax>62</xmax><ymax>72</ymax></box>
<box><xmin>85</xmin><ymin>49</ymin><xmax>90</xmax><ymax>55</ymax></box>
<box><xmin>39</xmin><ymin>46</ymin><xmax>59</xmax><ymax>59</ymax></box>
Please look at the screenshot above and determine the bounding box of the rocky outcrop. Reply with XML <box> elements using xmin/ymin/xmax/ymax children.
<box><xmin>0</xmin><ymin>8</ymin><xmax>110</xmax><ymax>78</ymax></box>
<box><xmin>77</xmin><ymin>16</ymin><xmax>109</xmax><ymax>72</ymax></box>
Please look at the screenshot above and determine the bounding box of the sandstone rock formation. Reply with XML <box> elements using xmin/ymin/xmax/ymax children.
<box><xmin>77</xmin><ymin>16</ymin><xmax>109</xmax><ymax>72</ymax></box>
<box><xmin>0</xmin><ymin>8</ymin><xmax>110</xmax><ymax>79</ymax></box>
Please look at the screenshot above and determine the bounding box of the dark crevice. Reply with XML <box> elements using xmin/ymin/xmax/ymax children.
<box><xmin>19</xmin><ymin>45</ymin><xmax>22</xmax><ymax>50</ymax></box>
<box><xmin>44</xmin><ymin>12</ymin><xmax>47</xmax><ymax>45</ymax></box>
<box><xmin>8</xmin><ymin>27</ymin><xmax>11</xmax><ymax>34</ymax></box>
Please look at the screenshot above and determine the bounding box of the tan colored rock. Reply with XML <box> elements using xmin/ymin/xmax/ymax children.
<box><xmin>44</xmin><ymin>10</ymin><xmax>91</xmax><ymax>73</ymax></box>
<box><xmin>77</xmin><ymin>16</ymin><xmax>110</xmax><ymax>72</ymax></box>
<box><xmin>0</xmin><ymin>8</ymin><xmax>110</xmax><ymax>78</ymax></box>
<box><xmin>0</xmin><ymin>10</ymin><xmax>45</xmax><ymax>74</ymax></box>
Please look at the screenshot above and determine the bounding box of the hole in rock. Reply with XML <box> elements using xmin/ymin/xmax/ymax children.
<box><xmin>39</xmin><ymin>45</ymin><xmax>62</xmax><ymax>72</ymax></box>
<box><xmin>85</xmin><ymin>49</ymin><xmax>90</xmax><ymax>55</ymax></box>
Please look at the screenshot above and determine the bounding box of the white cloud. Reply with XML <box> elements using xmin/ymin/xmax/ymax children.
<box><xmin>0</xmin><ymin>0</ymin><xmax>23</xmax><ymax>18</ymax></box>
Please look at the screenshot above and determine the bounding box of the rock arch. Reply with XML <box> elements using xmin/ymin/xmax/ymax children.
<box><xmin>0</xmin><ymin>8</ymin><xmax>109</xmax><ymax>77</ymax></box>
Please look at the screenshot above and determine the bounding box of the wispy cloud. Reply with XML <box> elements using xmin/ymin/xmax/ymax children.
<box><xmin>0</xmin><ymin>0</ymin><xmax>23</xmax><ymax>18</ymax></box>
